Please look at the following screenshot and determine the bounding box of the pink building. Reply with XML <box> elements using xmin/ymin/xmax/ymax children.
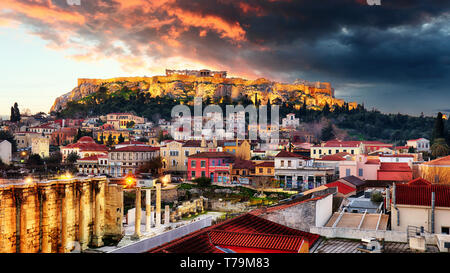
<box><xmin>339</xmin><ymin>155</ymin><xmax>379</xmax><ymax>180</ymax></box>
<box><xmin>339</xmin><ymin>154</ymin><xmax>413</xmax><ymax>182</ymax></box>
<box><xmin>187</xmin><ymin>152</ymin><xmax>235</xmax><ymax>184</ymax></box>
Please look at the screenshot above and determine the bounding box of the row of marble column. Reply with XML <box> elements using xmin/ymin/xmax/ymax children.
<box><xmin>0</xmin><ymin>178</ymin><xmax>106</xmax><ymax>253</ymax></box>
<box><xmin>133</xmin><ymin>183</ymin><xmax>171</xmax><ymax>238</ymax></box>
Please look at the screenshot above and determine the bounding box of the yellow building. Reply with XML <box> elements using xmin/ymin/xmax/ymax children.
<box><xmin>419</xmin><ymin>155</ymin><xmax>450</xmax><ymax>184</ymax></box>
<box><xmin>106</xmin><ymin>113</ymin><xmax>145</xmax><ymax>130</ymax></box>
<box><xmin>94</xmin><ymin>130</ymin><xmax>130</xmax><ymax>145</ymax></box>
<box><xmin>222</xmin><ymin>140</ymin><xmax>251</xmax><ymax>160</ymax></box>
<box><xmin>253</xmin><ymin>161</ymin><xmax>275</xmax><ymax>176</ymax></box>
<box><xmin>160</xmin><ymin>140</ymin><xmax>216</xmax><ymax>173</ymax></box>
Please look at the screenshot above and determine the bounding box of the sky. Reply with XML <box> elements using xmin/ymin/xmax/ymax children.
<box><xmin>0</xmin><ymin>0</ymin><xmax>449</xmax><ymax>118</ymax></box>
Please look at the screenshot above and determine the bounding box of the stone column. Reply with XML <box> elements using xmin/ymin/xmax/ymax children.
<box><xmin>40</xmin><ymin>183</ymin><xmax>57</xmax><ymax>253</ymax></box>
<box><xmin>150</xmin><ymin>206</ymin><xmax>155</xmax><ymax>228</ymax></box>
<box><xmin>92</xmin><ymin>179</ymin><xmax>105</xmax><ymax>247</ymax></box>
<box><xmin>0</xmin><ymin>186</ymin><xmax>16</xmax><ymax>253</ymax></box>
<box><xmin>133</xmin><ymin>187</ymin><xmax>141</xmax><ymax>238</ymax></box>
<box><xmin>78</xmin><ymin>181</ymin><xmax>90</xmax><ymax>251</ymax></box>
<box><xmin>61</xmin><ymin>182</ymin><xmax>75</xmax><ymax>253</ymax></box>
<box><xmin>145</xmin><ymin>189</ymin><xmax>151</xmax><ymax>232</ymax></box>
<box><xmin>164</xmin><ymin>205</ymin><xmax>170</xmax><ymax>225</ymax></box>
<box><xmin>19</xmin><ymin>186</ymin><xmax>40</xmax><ymax>253</ymax></box>
<box><xmin>155</xmin><ymin>183</ymin><xmax>161</xmax><ymax>228</ymax></box>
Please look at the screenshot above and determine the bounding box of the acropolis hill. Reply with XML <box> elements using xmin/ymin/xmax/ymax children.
<box><xmin>50</xmin><ymin>69</ymin><xmax>357</xmax><ymax>112</ymax></box>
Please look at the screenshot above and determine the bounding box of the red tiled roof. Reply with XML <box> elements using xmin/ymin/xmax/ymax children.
<box><xmin>209</xmin><ymin>230</ymin><xmax>306</xmax><ymax>252</ymax></box>
<box><xmin>396</xmin><ymin>183</ymin><xmax>450</xmax><ymax>207</ymax></box>
<box><xmin>275</xmin><ymin>150</ymin><xmax>310</xmax><ymax>159</ymax></box>
<box><xmin>379</xmin><ymin>162</ymin><xmax>411</xmax><ymax>171</ymax></box>
<box><xmin>255</xmin><ymin>161</ymin><xmax>274</xmax><ymax>168</ymax></box>
<box><xmin>149</xmin><ymin>213</ymin><xmax>319</xmax><ymax>253</ymax></box>
<box><xmin>188</xmin><ymin>151</ymin><xmax>235</xmax><ymax>158</ymax></box>
<box><xmin>233</xmin><ymin>159</ymin><xmax>255</xmax><ymax>169</ymax></box>
<box><xmin>78</xmin><ymin>155</ymin><xmax>102</xmax><ymax>162</ymax></box>
<box><xmin>113</xmin><ymin>146</ymin><xmax>159</xmax><ymax>152</ymax></box>
<box><xmin>319</xmin><ymin>154</ymin><xmax>346</xmax><ymax>161</ymax></box>
<box><xmin>366</xmin><ymin>159</ymin><xmax>380</xmax><ymax>165</ymax></box>
<box><xmin>62</xmin><ymin>137</ymin><xmax>108</xmax><ymax>152</ymax></box>
<box><xmin>325</xmin><ymin>181</ymin><xmax>356</xmax><ymax>195</ymax></box>
<box><xmin>422</xmin><ymin>155</ymin><xmax>450</xmax><ymax>166</ymax></box>
<box><xmin>407</xmin><ymin>177</ymin><xmax>432</xmax><ymax>186</ymax></box>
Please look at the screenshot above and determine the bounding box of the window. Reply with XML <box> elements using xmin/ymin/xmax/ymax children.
<box><xmin>328</xmin><ymin>149</ymin><xmax>332</xmax><ymax>154</ymax></box>
<box><xmin>191</xmin><ymin>160</ymin><xmax>196</xmax><ymax>167</ymax></box>
<box><xmin>280</xmin><ymin>160</ymin><xmax>284</xmax><ymax>167</ymax></box>
<box><xmin>259</xmin><ymin>168</ymin><xmax>263</xmax><ymax>174</ymax></box>
<box><xmin>191</xmin><ymin>171</ymin><xmax>196</xmax><ymax>178</ymax></box>
<box><xmin>351</xmin><ymin>150</ymin><xmax>354</xmax><ymax>154</ymax></box>
<box><xmin>201</xmin><ymin>160</ymin><xmax>206</xmax><ymax>168</ymax></box>
<box><xmin>319</xmin><ymin>150</ymin><xmax>322</xmax><ymax>155</ymax></box>
<box><xmin>287</xmin><ymin>160</ymin><xmax>291</xmax><ymax>167</ymax></box>
<box><xmin>212</xmin><ymin>160</ymin><xmax>215</xmax><ymax>166</ymax></box>
<box><xmin>346</xmin><ymin>168</ymin><xmax>351</xmax><ymax>176</ymax></box>
<box><xmin>313</xmin><ymin>150</ymin><xmax>316</xmax><ymax>155</ymax></box>
<box><xmin>201</xmin><ymin>171</ymin><xmax>206</xmax><ymax>177</ymax></box>
<box><xmin>442</xmin><ymin>227</ymin><xmax>450</xmax><ymax>235</ymax></box>
<box><xmin>185</xmin><ymin>150</ymin><xmax>189</xmax><ymax>157</ymax></box>
<box><xmin>358</xmin><ymin>168</ymin><xmax>363</xmax><ymax>176</ymax></box>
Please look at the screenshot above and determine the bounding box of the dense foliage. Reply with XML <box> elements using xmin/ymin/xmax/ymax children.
<box><xmin>53</xmin><ymin>85</ymin><xmax>448</xmax><ymax>145</ymax></box>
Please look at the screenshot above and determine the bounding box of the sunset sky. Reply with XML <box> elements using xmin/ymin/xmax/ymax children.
<box><xmin>1</xmin><ymin>0</ymin><xmax>449</xmax><ymax>118</ymax></box>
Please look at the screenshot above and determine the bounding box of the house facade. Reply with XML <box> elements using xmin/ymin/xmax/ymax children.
<box><xmin>187</xmin><ymin>152</ymin><xmax>235</xmax><ymax>184</ymax></box>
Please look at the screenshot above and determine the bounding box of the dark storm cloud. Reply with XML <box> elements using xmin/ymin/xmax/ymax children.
<box><xmin>1</xmin><ymin>0</ymin><xmax>450</xmax><ymax>114</ymax></box>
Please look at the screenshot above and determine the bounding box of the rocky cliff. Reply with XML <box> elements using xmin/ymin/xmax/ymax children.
<box><xmin>50</xmin><ymin>74</ymin><xmax>356</xmax><ymax>112</ymax></box>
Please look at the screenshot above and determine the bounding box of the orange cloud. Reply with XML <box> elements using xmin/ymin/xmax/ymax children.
<box><xmin>167</xmin><ymin>8</ymin><xmax>246</xmax><ymax>42</ymax></box>
<box><xmin>0</xmin><ymin>0</ymin><xmax>85</xmax><ymax>25</ymax></box>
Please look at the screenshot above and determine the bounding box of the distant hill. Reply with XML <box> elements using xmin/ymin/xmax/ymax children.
<box><xmin>50</xmin><ymin>73</ymin><xmax>357</xmax><ymax>113</ymax></box>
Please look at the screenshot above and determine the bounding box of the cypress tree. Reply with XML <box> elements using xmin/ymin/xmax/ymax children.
<box><xmin>432</xmin><ymin>112</ymin><xmax>445</xmax><ymax>143</ymax></box>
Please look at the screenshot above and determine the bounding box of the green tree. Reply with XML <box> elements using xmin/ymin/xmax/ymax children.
<box><xmin>138</xmin><ymin>156</ymin><xmax>163</xmax><ymax>176</ymax></box>
<box><xmin>66</xmin><ymin>152</ymin><xmax>80</xmax><ymax>164</ymax></box>
<box><xmin>0</xmin><ymin>130</ymin><xmax>17</xmax><ymax>152</ymax></box>
<box><xmin>193</xmin><ymin>177</ymin><xmax>211</xmax><ymax>188</ymax></box>
<box><xmin>106</xmin><ymin>134</ymin><xmax>114</xmax><ymax>146</ymax></box>
<box><xmin>118</xmin><ymin>133</ymin><xmax>125</xmax><ymax>143</ymax></box>
<box><xmin>432</xmin><ymin>112</ymin><xmax>446</xmax><ymax>143</ymax></box>
<box><xmin>321</xmin><ymin>122</ymin><xmax>335</xmax><ymax>141</ymax></box>
<box><xmin>27</xmin><ymin>154</ymin><xmax>44</xmax><ymax>166</ymax></box>
<box><xmin>13</xmin><ymin>103</ymin><xmax>21</xmax><ymax>122</ymax></box>
<box><xmin>431</xmin><ymin>138</ymin><xmax>450</xmax><ymax>158</ymax></box>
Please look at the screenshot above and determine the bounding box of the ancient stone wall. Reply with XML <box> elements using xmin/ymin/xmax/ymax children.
<box><xmin>0</xmin><ymin>178</ymin><xmax>123</xmax><ymax>253</ymax></box>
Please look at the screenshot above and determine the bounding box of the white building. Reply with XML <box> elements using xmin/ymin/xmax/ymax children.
<box><xmin>274</xmin><ymin>150</ymin><xmax>335</xmax><ymax>190</ymax></box>
<box><xmin>281</xmin><ymin>113</ymin><xmax>299</xmax><ymax>129</ymax></box>
<box><xmin>0</xmin><ymin>140</ymin><xmax>12</xmax><ymax>165</ymax></box>
<box><xmin>406</xmin><ymin>138</ymin><xmax>430</xmax><ymax>152</ymax></box>
<box><xmin>31</xmin><ymin>136</ymin><xmax>49</xmax><ymax>158</ymax></box>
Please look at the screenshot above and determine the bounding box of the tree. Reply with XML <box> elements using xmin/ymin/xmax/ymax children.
<box><xmin>27</xmin><ymin>154</ymin><xmax>44</xmax><ymax>166</ymax></box>
<box><xmin>13</xmin><ymin>103</ymin><xmax>21</xmax><ymax>122</ymax></box>
<box><xmin>105</xmin><ymin>134</ymin><xmax>113</xmax><ymax>146</ymax></box>
<box><xmin>0</xmin><ymin>130</ymin><xmax>17</xmax><ymax>152</ymax></box>
<box><xmin>118</xmin><ymin>133</ymin><xmax>125</xmax><ymax>143</ymax></box>
<box><xmin>408</xmin><ymin>146</ymin><xmax>416</xmax><ymax>153</ymax></box>
<box><xmin>321</xmin><ymin>122</ymin><xmax>335</xmax><ymax>141</ymax></box>
<box><xmin>66</xmin><ymin>152</ymin><xmax>80</xmax><ymax>164</ymax></box>
<box><xmin>431</xmin><ymin>138</ymin><xmax>450</xmax><ymax>158</ymax></box>
<box><xmin>193</xmin><ymin>177</ymin><xmax>211</xmax><ymax>187</ymax></box>
<box><xmin>432</xmin><ymin>112</ymin><xmax>446</xmax><ymax>143</ymax></box>
<box><xmin>138</xmin><ymin>156</ymin><xmax>163</xmax><ymax>176</ymax></box>
<box><xmin>126</xmin><ymin>121</ymin><xmax>135</xmax><ymax>128</ymax></box>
